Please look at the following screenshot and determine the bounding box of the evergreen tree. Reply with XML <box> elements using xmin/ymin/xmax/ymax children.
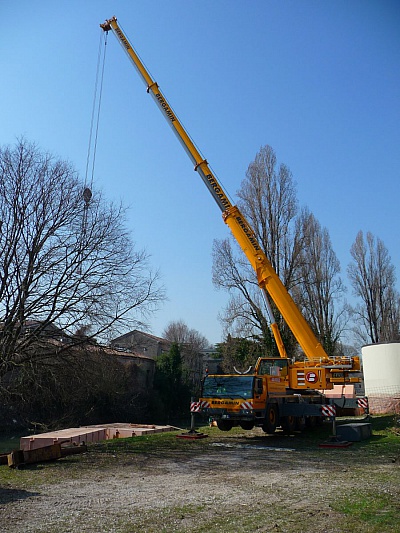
<box><xmin>153</xmin><ymin>343</ymin><xmax>191</xmax><ymax>421</ymax></box>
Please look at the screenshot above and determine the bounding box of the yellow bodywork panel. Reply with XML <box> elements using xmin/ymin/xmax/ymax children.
<box><xmin>288</xmin><ymin>365</ymin><xmax>331</xmax><ymax>390</ymax></box>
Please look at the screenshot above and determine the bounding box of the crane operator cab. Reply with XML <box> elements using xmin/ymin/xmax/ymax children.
<box><xmin>256</xmin><ymin>357</ymin><xmax>289</xmax><ymax>393</ymax></box>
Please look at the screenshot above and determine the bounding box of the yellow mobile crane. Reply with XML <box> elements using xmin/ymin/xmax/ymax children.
<box><xmin>100</xmin><ymin>17</ymin><xmax>367</xmax><ymax>432</ymax></box>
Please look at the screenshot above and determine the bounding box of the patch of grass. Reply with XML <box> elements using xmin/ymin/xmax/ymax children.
<box><xmin>1</xmin><ymin>414</ymin><xmax>397</xmax><ymax>475</ymax></box>
<box><xmin>355</xmin><ymin>415</ymin><xmax>400</xmax><ymax>461</ymax></box>
<box><xmin>332</xmin><ymin>491</ymin><xmax>400</xmax><ymax>532</ymax></box>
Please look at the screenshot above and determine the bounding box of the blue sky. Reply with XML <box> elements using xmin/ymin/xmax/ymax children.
<box><xmin>1</xmin><ymin>1</ymin><xmax>399</xmax><ymax>346</ymax></box>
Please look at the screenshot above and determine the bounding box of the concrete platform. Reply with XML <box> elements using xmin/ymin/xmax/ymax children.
<box><xmin>20</xmin><ymin>423</ymin><xmax>175</xmax><ymax>451</ymax></box>
<box><xmin>336</xmin><ymin>422</ymin><xmax>372</xmax><ymax>442</ymax></box>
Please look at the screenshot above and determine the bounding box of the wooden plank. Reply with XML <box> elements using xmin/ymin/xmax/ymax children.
<box><xmin>8</xmin><ymin>444</ymin><xmax>62</xmax><ymax>468</ymax></box>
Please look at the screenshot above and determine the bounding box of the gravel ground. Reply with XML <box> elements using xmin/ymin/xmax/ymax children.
<box><xmin>0</xmin><ymin>428</ymin><xmax>399</xmax><ymax>533</ymax></box>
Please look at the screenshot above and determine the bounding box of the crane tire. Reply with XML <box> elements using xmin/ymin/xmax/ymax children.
<box><xmin>281</xmin><ymin>415</ymin><xmax>297</xmax><ymax>433</ymax></box>
<box><xmin>295</xmin><ymin>416</ymin><xmax>306</xmax><ymax>431</ymax></box>
<box><xmin>240</xmin><ymin>421</ymin><xmax>255</xmax><ymax>430</ymax></box>
<box><xmin>305</xmin><ymin>416</ymin><xmax>317</xmax><ymax>429</ymax></box>
<box><xmin>216</xmin><ymin>420</ymin><xmax>234</xmax><ymax>431</ymax></box>
<box><xmin>262</xmin><ymin>403</ymin><xmax>278</xmax><ymax>434</ymax></box>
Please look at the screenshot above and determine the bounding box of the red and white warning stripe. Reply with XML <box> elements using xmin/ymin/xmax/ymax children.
<box><xmin>321</xmin><ymin>405</ymin><xmax>336</xmax><ymax>417</ymax></box>
<box><xmin>357</xmin><ymin>397</ymin><xmax>368</xmax><ymax>409</ymax></box>
<box><xmin>191</xmin><ymin>400</ymin><xmax>210</xmax><ymax>411</ymax></box>
<box><xmin>240</xmin><ymin>401</ymin><xmax>253</xmax><ymax>410</ymax></box>
<box><xmin>190</xmin><ymin>402</ymin><xmax>201</xmax><ymax>412</ymax></box>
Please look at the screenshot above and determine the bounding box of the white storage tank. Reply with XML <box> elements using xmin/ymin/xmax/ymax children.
<box><xmin>361</xmin><ymin>342</ymin><xmax>400</xmax><ymax>414</ymax></box>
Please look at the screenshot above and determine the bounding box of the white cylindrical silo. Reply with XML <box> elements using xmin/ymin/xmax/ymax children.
<box><xmin>361</xmin><ymin>342</ymin><xmax>400</xmax><ymax>414</ymax></box>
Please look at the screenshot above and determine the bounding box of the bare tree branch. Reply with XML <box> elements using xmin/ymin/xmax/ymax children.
<box><xmin>212</xmin><ymin>145</ymin><xmax>303</xmax><ymax>355</ymax></box>
<box><xmin>212</xmin><ymin>144</ymin><xmax>349</xmax><ymax>358</ymax></box>
<box><xmin>163</xmin><ymin>320</ymin><xmax>210</xmax><ymax>391</ymax></box>
<box><xmin>348</xmin><ymin>230</ymin><xmax>400</xmax><ymax>344</ymax></box>
<box><xmin>0</xmin><ymin>139</ymin><xmax>165</xmax><ymax>380</ymax></box>
<box><xmin>294</xmin><ymin>208</ymin><xmax>349</xmax><ymax>356</ymax></box>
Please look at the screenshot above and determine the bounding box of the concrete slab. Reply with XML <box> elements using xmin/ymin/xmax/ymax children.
<box><xmin>20</xmin><ymin>427</ymin><xmax>107</xmax><ymax>451</ymax></box>
<box><xmin>20</xmin><ymin>423</ymin><xmax>175</xmax><ymax>451</ymax></box>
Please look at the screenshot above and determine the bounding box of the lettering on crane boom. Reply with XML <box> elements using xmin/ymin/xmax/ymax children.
<box><xmin>205</xmin><ymin>175</ymin><xmax>231</xmax><ymax>209</ymax></box>
<box><xmin>115</xmin><ymin>27</ymin><xmax>131</xmax><ymax>52</ymax></box>
<box><xmin>155</xmin><ymin>93</ymin><xmax>176</xmax><ymax>123</ymax></box>
<box><xmin>235</xmin><ymin>214</ymin><xmax>261</xmax><ymax>251</ymax></box>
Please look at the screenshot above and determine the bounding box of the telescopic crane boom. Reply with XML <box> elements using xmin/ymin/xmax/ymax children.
<box><xmin>100</xmin><ymin>17</ymin><xmax>340</xmax><ymax>365</ymax></box>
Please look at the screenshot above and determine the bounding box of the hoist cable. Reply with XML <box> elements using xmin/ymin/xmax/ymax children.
<box><xmin>80</xmin><ymin>29</ymin><xmax>108</xmax><ymax>269</ymax></box>
<box><xmin>89</xmin><ymin>32</ymin><xmax>108</xmax><ymax>189</ymax></box>
<box><xmin>85</xmin><ymin>29</ymin><xmax>108</xmax><ymax>190</ymax></box>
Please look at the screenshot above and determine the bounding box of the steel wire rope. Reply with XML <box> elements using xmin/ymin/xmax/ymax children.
<box><xmin>80</xmin><ymin>29</ymin><xmax>108</xmax><ymax>271</ymax></box>
<box><xmin>85</xmin><ymin>28</ymin><xmax>108</xmax><ymax>191</ymax></box>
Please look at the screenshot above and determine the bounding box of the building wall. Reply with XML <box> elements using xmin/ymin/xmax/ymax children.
<box><xmin>111</xmin><ymin>330</ymin><xmax>171</xmax><ymax>359</ymax></box>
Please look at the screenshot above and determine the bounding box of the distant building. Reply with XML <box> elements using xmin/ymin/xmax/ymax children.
<box><xmin>110</xmin><ymin>330</ymin><xmax>220</xmax><ymax>382</ymax></box>
<box><xmin>21</xmin><ymin>319</ymin><xmax>70</xmax><ymax>343</ymax></box>
<box><xmin>110</xmin><ymin>330</ymin><xmax>172</xmax><ymax>359</ymax></box>
<box><xmin>200</xmin><ymin>347</ymin><xmax>222</xmax><ymax>375</ymax></box>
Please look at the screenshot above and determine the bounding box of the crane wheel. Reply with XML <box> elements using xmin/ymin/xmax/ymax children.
<box><xmin>281</xmin><ymin>415</ymin><xmax>297</xmax><ymax>433</ymax></box>
<box><xmin>216</xmin><ymin>420</ymin><xmax>234</xmax><ymax>431</ymax></box>
<box><xmin>262</xmin><ymin>404</ymin><xmax>278</xmax><ymax>434</ymax></box>
<box><xmin>240</xmin><ymin>421</ymin><xmax>255</xmax><ymax>430</ymax></box>
<box><xmin>295</xmin><ymin>416</ymin><xmax>306</xmax><ymax>431</ymax></box>
<box><xmin>305</xmin><ymin>416</ymin><xmax>317</xmax><ymax>429</ymax></box>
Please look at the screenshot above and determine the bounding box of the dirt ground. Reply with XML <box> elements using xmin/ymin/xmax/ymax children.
<box><xmin>0</xmin><ymin>426</ymin><xmax>399</xmax><ymax>533</ymax></box>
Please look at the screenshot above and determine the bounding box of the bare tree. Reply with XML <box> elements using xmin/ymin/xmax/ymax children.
<box><xmin>212</xmin><ymin>145</ymin><xmax>304</xmax><ymax>356</ymax></box>
<box><xmin>212</xmin><ymin>238</ymin><xmax>274</xmax><ymax>347</ymax></box>
<box><xmin>163</xmin><ymin>319</ymin><xmax>209</xmax><ymax>390</ymax></box>
<box><xmin>294</xmin><ymin>208</ymin><xmax>349</xmax><ymax>356</ymax></box>
<box><xmin>237</xmin><ymin>145</ymin><xmax>299</xmax><ymax>282</ymax></box>
<box><xmin>348</xmin><ymin>230</ymin><xmax>400</xmax><ymax>344</ymax></box>
<box><xmin>0</xmin><ymin>139</ymin><xmax>165</xmax><ymax>382</ymax></box>
<box><xmin>163</xmin><ymin>320</ymin><xmax>209</xmax><ymax>350</ymax></box>
<box><xmin>213</xmin><ymin>145</ymin><xmax>350</xmax><ymax>359</ymax></box>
